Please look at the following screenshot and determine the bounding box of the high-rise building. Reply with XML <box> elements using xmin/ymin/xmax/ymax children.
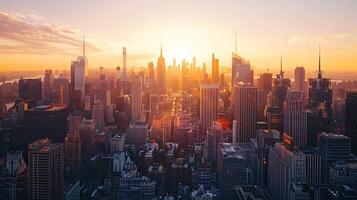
<box><xmin>267</xmin><ymin>142</ymin><xmax>306</xmax><ymax>200</ymax></box>
<box><xmin>217</xmin><ymin>143</ymin><xmax>249</xmax><ymax>198</ymax></box>
<box><xmin>70</xmin><ymin>56</ymin><xmax>86</xmax><ymax>110</ymax></box>
<box><xmin>68</xmin><ymin>113</ymin><xmax>82</xmax><ymax>133</ymax></box>
<box><xmin>256</xmin><ymin>129</ymin><xmax>281</xmax><ymax>187</ymax></box>
<box><xmin>317</xmin><ymin>132</ymin><xmax>351</xmax><ymax>184</ymax></box>
<box><xmin>131</xmin><ymin>75</ymin><xmax>143</xmax><ymax>122</ymax></box>
<box><xmin>259</xmin><ymin>73</ymin><xmax>272</xmax><ymax>93</ymax></box>
<box><xmin>233</xmin><ymin>83</ymin><xmax>257</xmax><ymax>143</ymax></box>
<box><xmin>284</xmin><ymin>90</ymin><xmax>307</xmax><ymax>148</ymax></box>
<box><xmin>0</xmin><ymin>151</ymin><xmax>27</xmax><ymax>200</ymax></box>
<box><xmin>28</xmin><ymin>139</ymin><xmax>64</xmax><ymax>200</ymax></box>
<box><xmin>122</xmin><ymin>47</ymin><xmax>127</xmax><ymax>82</ymax></box>
<box><xmin>294</xmin><ymin>67</ymin><xmax>307</xmax><ymax>98</ymax></box>
<box><xmin>308</xmin><ymin>47</ymin><xmax>332</xmax><ymax>132</ymax></box>
<box><xmin>345</xmin><ymin>90</ymin><xmax>357</xmax><ymax>154</ymax></box>
<box><xmin>19</xmin><ymin>78</ymin><xmax>42</xmax><ymax>108</ymax></box>
<box><xmin>199</xmin><ymin>84</ymin><xmax>218</xmax><ymax>136</ymax></box>
<box><xmin>79</xmin><ymin>118</ymin><xmax>96</xmax><ymax>156</ymax></box>
<box><xmin>148</xmin><ymin>61</ymin><xmax>155</xmax><ymax>83</ymax></box>
<box><xmin>273</xmin><ymin>58</ymin><xmax>291</xmax><ymax>112</ymax></box>
<box><xmin>232</xmin><ymin>52</ymin><xmax>253</xmax><ymax>89</ymax></box>
<box><xmin>64</xmin><ymin>131</ymin><xmax>81</xmax><ymax>170</ymax></box>
<box><xmin>53</xmin><ymin>78</ymin><xmax>69</xmax><ymax>104</ymax></box>
<box><xmin>92</xmin><ymin>100</ymin><xmax>105</xmax><ymax>130</ymax></box>
<box><xmin>211</xmin><ymin>53</ymin><xmax>219</xmax><ymax>84</ymax></box>
<box><xmin>43</xmin><ymin>69</ymin><xmax>54</xmax><ymax>104</ymax></box>
<box><xmin>157</xmin><ymin>46</ymin><xmax>166</xmax><ymax>94</ymax></box>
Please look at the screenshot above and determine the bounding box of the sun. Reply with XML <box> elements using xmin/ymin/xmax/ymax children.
<box><xmin>170</xmin><ymin>47</ymin><xmax>191</xmax><ymax>63</ymax></box>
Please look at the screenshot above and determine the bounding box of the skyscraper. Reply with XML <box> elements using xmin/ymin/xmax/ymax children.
<box><xmin>233</xmin><ymin>83</ymin><xmax>257</xmax><ymax>143</ymax></box>
<box><xmin>232</xmin><ymin>52</ymin><xmax>253</xmax><ymax>89</ymax></box>
<box><xmin>19</xmin><ymin>78</ymin><xmax>42</xmax><ymax>108</ymax></box>
<box><xmin>157</xmin><ymin>46</ymin><xmax>166</xmax><ymax>94</ymax></box>
<box><xmin>131</xmin><ymin>75</ymin><xmax>143</xmax><ymax>122</ymax></box>
<box><xmin>43</xmin><ymin>69</ymin><xmax>54</xmax><ymax>104</ymax></box>
<box><xmin>294</xmin><ymin>66</ymin><xmax>307</xmax><ymax>98</ymax></box>
<box><xmin>268</xmin><ymin>142</ymin><xmax>306</xmax><ymax>200</ymax></box>
<box><xmin>346</xmin><ymin>90</ymin><xmax>357</xmax><ymax>154</ymax></box>
<box><xmin>64</xmin><ymin>131</ymin><xmax>81</xmax><ymax>170</ymax></box>
<box><xmin>308</xmin><ymin>46</ymin><xmax>332</xmax><ymax>132</ymax></box>
<box><xmin>28</xmin><ymin>139</ymin><xmax>64</xmax><ymax>200</ymax></box>
<box><xmin>259</xmin><ymin>73</ymin><xmax>272</xmax><ymax>93</ymax></box>
<box><xmin>123</xmin><ymin>47</ymin><xmax>127</xmax><ymax>82</ymax></box>
<box><xmin>148</xmin><ymin>61</ymin><xmax>155</xmax><ymax>83</ymax></box>
<box><xmin>70</xmin><ymin>37</ymin><xmax>87</xmax><ymax>110</ymax></box>
<box><xmin>199</xmin><ymin>84</ymin><xmax>218</xmax><ymax>136</ymax></box>
<box><xmin>211</xmin><ymin>53</ymin><xmax>219</xmax><ymax>84</ymax></box>
<box><xmin>284</xmin><ymin>90</ymin><xmax>307</xmax><ymax>148</ymax></box>
<box><xmin>92</xmin><ymin>100</ymin><xmax>105</xmax><ymax>130</ymax></box>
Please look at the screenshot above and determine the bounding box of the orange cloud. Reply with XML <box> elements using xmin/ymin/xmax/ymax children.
<box><xmin>0</xmin><ymin>11</ymin><xmax>99</xmax><ymax>56</ymax></box>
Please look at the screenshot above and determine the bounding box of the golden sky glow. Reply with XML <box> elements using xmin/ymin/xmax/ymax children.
<box><xmin>0</xmin><ymin>0</ymin><xmax>356</xmax><ymax>74</ymax></box>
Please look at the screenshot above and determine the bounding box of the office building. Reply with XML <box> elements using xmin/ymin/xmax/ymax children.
<box><xmin>211</xmin><ymin>53</ymin><xmax>219</xmax><ymax>84</ymax></box>
<box><xmin>64</xmin><ymin>131</ymin><xmax>81</xmax><ymax>170</ymax></box>
<box><xmin>28</xmin><ymin>139</ymin><xmax>64</xmax><ymax>200</ymax></box>
<box><xmin>92</xmin><ymin>100</ymin><xmax>105</xmax><ymax>130</ymax></box>
<box><xmin>131</xmin><ymin>75</ymin><xmax>143</xmax><ymax>122</ymax></box>
<box><xmin>53</xmin><ymin>78</ymin><xmax>69</xmax><ymax>104</ymax></box>
<box><xmin>345</xmin><ymin>90</ymin><xmax>357</xmax><ymax>154</ymax></box>
<box><xmin>259</xmin><ymin>73</ymin><xmax>273</xmax><ymax>93</ymax></box>
<box><xmin>157</xmin><ymin>46</ymin><xmax>166</xmax><ymax>94</ymax></box>
<box><xmin>284</xmin><ymin>90</ymin><xmax>307</xmax><ymax>148</ymax></box>
<box><xmin>233</xmin><ymin>83</ymin><xmax>257</xmax><ymax>143</ymax></box>
<box><xmin>217</xmin><ymin>143</ymin><xmax>249</xmax><ymax>199</ymax></box>
<box><xmin>294</xmin><ymin>67</ymin><xmax>307</xmax><ymax>98</ymax></box>
<box><xmin>308</xmin><ymin>47</ymin><xmax>332</xmax><ymax>132</ymax></box>
<box><xmin>0</xmin><ymin>151</ymin><xmax>27</xmax><ymax>200</ymax></box>
<box><xmin>19</xmin><ymin>78</ymin><xmax>42</xmax><ymax>108</ymax></box>
<box><xmin>199</xmin><ymin>84</ymin><xmax>218</xmax><ymax>136</ymax></box>
<box><xmin>43</xmin><ymin>69</ymin><xmax>54</xmax><ymax>104</ymax></box>
<box><xmin>267</xmin><ymin>142</ymin><xmax>306</xmax><ymax>200</ymax></box>
<box><xmin>232</xmin><ymin>52</ymin><xmax>253</xmax><ymax>89</ymax></box>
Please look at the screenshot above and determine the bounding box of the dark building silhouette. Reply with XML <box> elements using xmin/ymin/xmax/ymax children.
<box><xmin>345</xmin><ymin>90</ymin><xmax>357</xmax><ymax>154</ymax></box>
<box><xmin>19</xmin><ymin>78</ymin><xmax>42</xmax><ymax>108</ymax></box>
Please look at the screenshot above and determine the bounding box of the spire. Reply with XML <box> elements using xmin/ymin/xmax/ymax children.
<box><xmin>160</xmin><ymin>43</ymin><xmax>163</xmax><ymax>57</ymax></box>
<box><xmin>318</xmin><ymin>43</ymin><xmax>322</xmax><ymax>79</ymax></box>
<box><xmin>83</xmin><ymin>33</ymin><xmax>85</xmax><ymax>58</ymax></box>
<box><xmin>280</xmin><ymin>56</ymin><xmax>283</xmax><ymax>74</ymax></box>
<box><xmin>235</xmin><ymin>29</ymin><xmax>237</xmax><ymax>54</ymax></box>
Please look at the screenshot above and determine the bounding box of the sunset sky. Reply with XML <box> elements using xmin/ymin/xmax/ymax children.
<box><xmin>0</xmin><ymin>0</ymin><xmax>356</xmax><ymax>74</ymax></box>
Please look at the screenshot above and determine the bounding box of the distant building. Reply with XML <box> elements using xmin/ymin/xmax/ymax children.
<box><xmin>211</xmin><ymin>53</ymin><xmax>219</xmax><ymax>84</ymax></box>
<box><xmin>109</xmin><ymin>134</ymin><xmax>125</xmax><ymax>153</ymax></box>
<box><xmin>19</xmin><ymin>78</ymin><xmax>42</xmax><ymax>108</ymax></box>
<box><xmin>53</xmin><ymin>78</ymin><xmax>69</xmax><ymax>104</ymax></box>
<box><xmin>157</xmin><ymin>46</ymin><xmax>166</xmax><ymax>94</ymax></box>
<box><xmin>43</xmin><ymin>69</ymin><xmax>54</xmax><ymax>104</ymax></box>
<box><xmin>232</xmin><ymin>52</ymin><xmax>253</xmax><ymax>88</ymax></box>
<box><xmin>131</xmin><ymin>75</ymin><xmax>143</xmax><ymax>122</ymax></box>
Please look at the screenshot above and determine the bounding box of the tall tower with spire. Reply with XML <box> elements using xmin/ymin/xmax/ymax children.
<box><xmin>157</xmin><ymin>45</ymin><xmax>166</xmax><ymax>94</ymax></box>
<box><xmin>308</xmin><ymin>45</ymin><xmax>332</xmax><ymax>132</ymax></box>
<box><xmin>232</xmin><ymin>30</ymin><xmax>253</xmax><ymax>89</ymax></box>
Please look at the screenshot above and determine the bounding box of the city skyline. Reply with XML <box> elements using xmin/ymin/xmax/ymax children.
<box><xmin>0</xmin><ymin>0</ymin><xmax>356</xmax><ymax>73</ymax></box>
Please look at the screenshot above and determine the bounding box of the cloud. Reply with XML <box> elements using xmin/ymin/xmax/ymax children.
<box><xmin>288</xmin><ymin>33</ymin><xmax>350</xmax><ymax>44</ymax></box>
<box><xmin>0</xmin><ymin>11</ymin><xmax>100</xmax><ymax>56</ymax></box>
